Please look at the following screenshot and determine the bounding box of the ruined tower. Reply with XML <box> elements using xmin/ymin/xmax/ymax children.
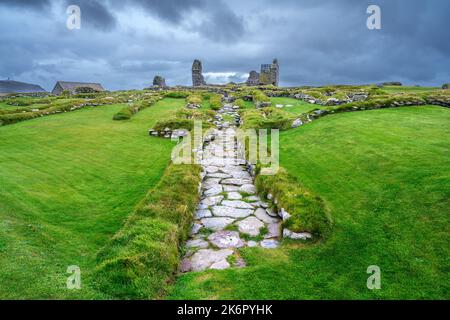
<box><xmin>192</xmin><ymin>59</ymin><xmax>206</xmax><ymax>87</ymax></box>
<box><xmin>246</xmin><ymin>58</ymin><xmax>279</xmax><ymax>86</ymax></box>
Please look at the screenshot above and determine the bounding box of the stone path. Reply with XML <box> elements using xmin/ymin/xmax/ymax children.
<box><xmin>181</xmin><ymin>101</ymin><xmax>282</xmax><ymax>273</ymax></box>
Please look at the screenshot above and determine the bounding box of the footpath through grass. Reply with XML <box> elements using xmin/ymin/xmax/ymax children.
<box><xmin>169</xmin><ymin>105</ymin><xmax>450</xmax><ymax>299</ymax></box>
<box><xmin>0</xmin><ymin>98</ymin><xmax>184</xmax><ymax>299</ymax></box>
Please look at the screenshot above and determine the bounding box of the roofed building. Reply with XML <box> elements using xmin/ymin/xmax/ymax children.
<box><xmin>0</xmin><ymin>80</ymin><xmax>46</xmax><ymax>94</ymax></box>
<box><xmin>51</xmin><ymin>81</ymin><xmax>105</xmax><ymax>95</ymax></box>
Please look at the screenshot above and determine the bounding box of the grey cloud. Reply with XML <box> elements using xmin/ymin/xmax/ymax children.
<box><xmin>0</xmin><ymin>0</ymin><xmax>50</xmax><ymax>10</ymax></box>
<box><xmin>0</xmin><ymin>0</ymin><xmax>449</xmax><ymax>90</ymax></box>
<box><xmin>65</xmin><ymin>0</ymin><xmax>117</xmax><ymax>31</ymax></box>
<box><xmin>123</xmin><ymin>0</ymin><xmax>246</xmax><ymax>42</ymax></box>
<box><xmin>126</xmin><ymin>0</ymin><xmax>205</xmax><ymax>23</ymax></box>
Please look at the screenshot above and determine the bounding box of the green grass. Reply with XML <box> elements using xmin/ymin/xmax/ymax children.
<box><xmin>381</xmin><ymin>86</ymin><xmax>440</xmax><ymax>94</ymax></box>
<box><xmin>169</xmin><ymin>105</ymin><xmax>450</xmax><ymax>299</ymax></box>
<box><xmin>0</xmin><ymin>98</ymin><xmax>185</xmax><ymax>299</ymax></box>
<box><xmin>270</xmin><ymin>97</ymin><xmax>317</xmax><ymax>115</ymax></box>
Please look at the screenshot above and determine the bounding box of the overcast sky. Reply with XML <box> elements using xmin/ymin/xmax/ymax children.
<box><xmin>0</xmin><ymin>0</ymin><xmax>449</xmax><ymax>91</ymax></box>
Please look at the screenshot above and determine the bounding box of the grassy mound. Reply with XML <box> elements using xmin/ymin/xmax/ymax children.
<box><xmin>95</xmin><ymin>163</ymin><xmax>201</xmax><ymax>299</ymax></box>
<box><xmin>256</xmin><ymin>168</ymin><xmax>332</xmax><ymax>237</ymax></box>
<box><xmin>113</xmin><ymin>95</ymin><xmax>162</xmax><ymax>121</ymax></box>
<box><xmin>240</xmin><ymin>107</ymin><xmax>295</xmax><ymax>130</ymax></box>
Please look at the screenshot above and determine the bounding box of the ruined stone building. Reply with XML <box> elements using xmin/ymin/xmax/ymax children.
<box><xmin>51</xmin><ymin>81</ymin><xmax>105</xmax><ymax>95</ymax></box>
<box><xmin>246</xmin><ymin>59</ymin><xmax>279</xmax><ymax>86</ymax></box>
<box><xmin>152</xmin><ymin>75</ymin><xmax>166</xmax><ymax>87</ymax></box>
<box><xmin>192</xmin><ymin>59</ymin><xmax>206</xmax><ymax>86</ymax></box>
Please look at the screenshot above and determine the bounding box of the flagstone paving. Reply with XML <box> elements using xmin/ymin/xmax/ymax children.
<box><xmin>181</xmin><ymin>101</ymin><xmax>282</xmax><ymax>272</ymax></box>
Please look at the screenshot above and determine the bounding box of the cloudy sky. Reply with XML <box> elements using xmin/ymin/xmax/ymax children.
<box><xmin>0</xmin><ymin>0</ymin><xmax>449</xmax><ymax>91</ymax></box>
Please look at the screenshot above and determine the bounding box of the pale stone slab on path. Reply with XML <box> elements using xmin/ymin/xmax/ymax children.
<box><xmin>221</xmin><ymin>178</ymin><xmax>253</xmax><ymax>186</ymax></box>
<box><xmin>186</xmin><ymin>239</ymin><xmax>209</xmax><ymax>249</ymax></box>
<box><xmin>199</xmin><ymin>195</ymin><xmax>224</xmax><ymax>207</ymax></box>
<box><xmin>237</xmin><ymin>216</ymin><xmax>264</xmax><ymax>236</ymax></box>
<box><xmin>222</xmin><ymin>200</ymin><xmax>254</xmax><ymax>209</ymax></box>
<box><xmin>195</xmin><ymin>209</ymin><xmax>212</xmax><ymax>219</ymax></box>
<box><xmin>204</xmin><ymin>185</ymin><xmax>223</xmax><ymax>196</ymax></box>
<box><xmin>265</xmin><ymin>223</ymin><xmax>281</xmax><ymax>239</ymax></box>
<box><xmin>208</xmin><ymin>231</ymin><xmax>245</xmax><ymax>249</ymax></box>
<box><xmin>227</xmin><ymin>192</ymin><xmax>242</xmax><ymax>200</ymax></box>
<box><xmin>190</xmin><ymin>249</ymin><xmax>234</xmax><ymax>271</ymax></box>
<box><xmin>254</xmin><ymin>208</ymin><xmax>279</xmax><ymax>224</ymax></box>
<box><xmin>201</xmin><ymin>217</ymin><xmax>235</xmax><ymax>230</ymax></box>
<box><xmin>260</xmin><ymin>239</ymin><xmax>279</xmax><ymax>249</ymax></box>
<box><xmin>212</xmin><ymin>206</ymin><xmax>254</xmax><ymax>218</ymax></box>
<box><xmin>240</xmin><ymin>184</ymin><xmax>257</xmax><ymax>194</ymax></box>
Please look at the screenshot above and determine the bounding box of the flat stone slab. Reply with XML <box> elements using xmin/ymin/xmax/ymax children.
<box><xmin>201</xmin><ymin>217</ymin><xmax>235</xmax><ymax>230</ymax></box>
<box><xmin>247</xmin><ymin>240</ymin><xmax>259</xmax><ymax>247</ymax></box>
<box><xmin>221</xmin><ymin>178</ymin><xmax>252</xmax><ymax>186</ymax></box>
<box><xmin>237</xmin><ymin>216</ymin><xmax>264</xmax><ymax>236</ymax></box>
<box><xmin>205</xmin><ymin>166</ymin><xmax>219</xmax><ymax>173</ymax></box>
<box><xmin>254</xmin><ymin>208</ymin><xmax>279</xmax><ymax>224</ymax></box>
<box><xmin>260</xmin><ymin>239</ymin><xmax>279</xmax><ymax>249</ymax></box>
<box><xmin>199</xmin><ymin>195</ymin><xmax>224</xmax><ymax>207</ymax></box>
<box><xmin>190</xmin><ymin>249</ymin><xmax>234</xmax><ymax>272</ymax></box>
<box><xmin>202</xmin><ymin>178</ymin><xmax>221</xmax><ymax>190</ymax></box>
<box><xmin>208</xmin><ymin>231</ymin><xmax>245</xmax><ymax>249</ymax></box>
<box><xmin>223</xmin><ymin>185</ymin><xmax>240</xmax><ymax>192</ymax></box>
<box><xmin>227</xmin><ymin>192</ymin><xmax>242</xmax><ymax>200</ymax></box>
<box><xmin>210</xmin><ymin>259</ymin><xmax>230</xmax><ymax>270</ymax></box>
<box><xmin>221</xmin><ymin>200</ymin><xmax>254</xmax><ymax>209</ymax></box>
<box><xmin>212</xmin><ymin>206</ymin><xmax>254</xmax><ymax>218</ymax></box>
<box><xmin>204</xmin><ymin>185</ymin><xmax>223</xmax><ymax>196</ymax></box>
<box><xmin>186</xmin><ymin>239</ymin><xmax>209</xmax><ymax>249</ymax></box>
<box><xmin>283</xmin><ymin>229</ymin><xmax>313</xmax><ymax>240</ymax></box>
<box><xmin>265</xmin><ymin>222</ymin><xmax>281</xmax><ymax>239</ymax></box>
<box><xmin>190</xmin><ymin>223</ymin><xmax>202</xmax><ymax>235</ymax></box>
<box><xmin>239</xmin><ymin>184</ymin><xmax>257</xmax><ymax>194</ymax></box>
<box><xmin>195</xmin><ymin>209</ymin><xmax>212</xmax><ymax>219</ymax></box>
<box><xmin>245</xmin><ymin>196</ymin><xmax>261</xmax><ymax>202</ymax></box>
<box><xmin>207</xmin><ymin>172</ymin><xmax>232</xmax><ymax>179</ymax></box>
<box><xmin>180</xmin><ymin>258</ymin><xmax>192</xmax><ymax>273</ymax></box>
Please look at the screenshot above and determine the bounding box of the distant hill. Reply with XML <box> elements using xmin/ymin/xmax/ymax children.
<box><xmin>0</xmin><ymin>80</ymin><xmax>47</xmax><ymax>94</ymax></box>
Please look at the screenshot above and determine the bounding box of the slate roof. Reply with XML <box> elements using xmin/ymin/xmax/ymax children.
<box><xmin>0</xmin><ymin>80</ymin><xmax>46</xmax><ymax>93</ymax></box>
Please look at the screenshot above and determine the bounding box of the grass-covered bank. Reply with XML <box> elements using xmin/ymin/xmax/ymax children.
<box><xmin>169</xmin><ymin>106</ymin><xmax>449</xmax><ymax>299</ymax></box>
<box><xmin>0</xmin><ymin>98</ymin><xmax>185</xmax><ymax>299</ymax></box>
<box><xmin>95</xmin><ymin>163</ymin><xmax>201</xmax><ymax>299</ymax></box>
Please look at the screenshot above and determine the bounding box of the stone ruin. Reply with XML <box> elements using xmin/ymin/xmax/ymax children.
<box><xmin>152</xmin><ymin>75</ymin><xmax>166</xmax><ymax>87</ymax></box>
<box><xmin>246</xmin><ymin>59</ymin><xmax>279</xmax><ymax>87</ymax></box>
<box><xmin>189</xmin><ymin>58</ymin><xmax>279</xmax><ymax>87</ymax></box>
<box><xmin>192</xmin><ymin>59</ymin><xmax>206</xmax><ymax>87</ymax></box>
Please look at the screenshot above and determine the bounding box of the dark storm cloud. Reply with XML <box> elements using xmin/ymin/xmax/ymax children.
<box><xmin>122</xmin><ymin>0</ymin><xmax>245</xmax><ymax>42</ymax></box>
<box><xmin>0</xmin><ymin>0</ymin><xmax>50</xmax><ymax>10</ymax></box>
<box><xmin>0</xmin><ymin>0</ymin><xmax>449</xmax><ymax>90</ymax></box>
<box><xmin>126</xmin><ymin>0</ymin><xmax>205</xmax><ymax>23</ymax></box>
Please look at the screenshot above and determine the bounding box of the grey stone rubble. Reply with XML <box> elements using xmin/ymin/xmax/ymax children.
<box><xmin>181</xmin><ymin>101</ymin><xmax>283</xmax><ymax>273</ymax></box>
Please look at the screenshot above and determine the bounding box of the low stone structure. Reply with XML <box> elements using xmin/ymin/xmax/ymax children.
<box><xmin>246</xmin><ymin>59</ymin><xmax>279</xmax><ymax>86</ymax></box>
<box><xmin>51</xmin><ymin>81</ymin><xmax>105</xmax><ymax>95</ymax></box>
<box><xmin>246</xmin><ymin>71</ymin><xmax>260</xmax><ymax>86</ymax></box>
<box><xmin>152</xmin><ymin>75</ymin><xmax>166</xmax><ymax>87</ymax></box>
